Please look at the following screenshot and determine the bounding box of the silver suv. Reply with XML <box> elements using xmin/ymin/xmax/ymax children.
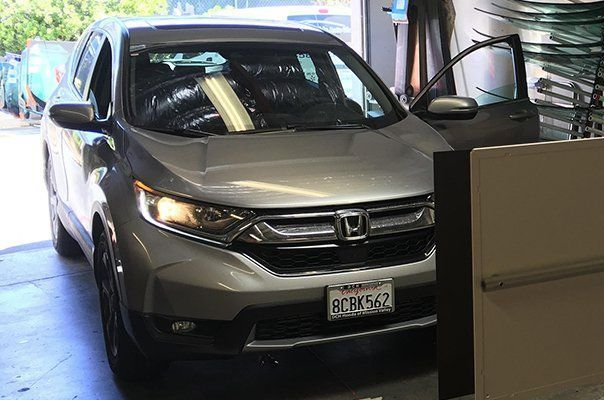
<box><xmin>42</xmin><ymin>16</ymin><xmax>538</xmax><ymax>380</ymax></box>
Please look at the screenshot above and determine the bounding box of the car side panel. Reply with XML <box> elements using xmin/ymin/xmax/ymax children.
<box><xmin>417</xmin><ymin>99</ymin><xmax>540</xmax><ymax>150</ymax></box>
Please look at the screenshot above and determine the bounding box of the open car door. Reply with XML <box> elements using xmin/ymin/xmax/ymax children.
<box><xmin>410</xmin><ymin>34</ymin><xmax>540</xmax><ymax>150</ymax></box>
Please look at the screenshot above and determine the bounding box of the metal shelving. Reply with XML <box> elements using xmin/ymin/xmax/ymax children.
<box><xmin>476</xmin><ymin>1</ymin><xmax>604</xmax><ymax>140</ymax></box>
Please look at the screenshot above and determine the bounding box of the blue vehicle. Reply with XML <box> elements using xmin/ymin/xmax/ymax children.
<box><xmin>0</xmin><ymin>59</ymin><xmax>7</xmax><ymax>110</ymax></box>
<box><xmin>3</xmin><ymin>55</ymin><xmax>21</xmax><ymax>116</ymax></box>
<box><xmin>19</xmin><ymin>39</ymin><xmax>75</xmax><ymax>118</ymax></box>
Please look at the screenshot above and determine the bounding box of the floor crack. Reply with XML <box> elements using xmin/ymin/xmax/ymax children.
<box><xmin>16</xmin><ymin>354</ymin><xmax>73</xmax><ymax>398</ymax></box>
<box><xmin>0</xmin><ymin>270</ymin><xmax>91</xmax><ymax>289</ymax></box>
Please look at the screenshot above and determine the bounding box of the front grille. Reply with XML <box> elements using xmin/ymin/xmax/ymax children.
<box><xmin>238</xmin><ymin>227</ymin><xmax>434</xmax><ymax>274</ymax></box>
<box><xmin>255</xmin><ymin>295</ymin><xmax>436</xmax><ymax>341</ymax></box>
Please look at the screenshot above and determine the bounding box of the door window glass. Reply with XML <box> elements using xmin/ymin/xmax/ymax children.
<box><xmin>88</xmin><ymin>39</ymin><xmax>112</xmax><ymax>119</ymax></box>
<box><xmin>424</xmin><ymin>42</ymin><xmax>518</xmax><ymax>107</ymax></box>
<box><xmin>73</xmin><ymin>32</ymin><xmax>104</xmax><ymax>97</ymax></box>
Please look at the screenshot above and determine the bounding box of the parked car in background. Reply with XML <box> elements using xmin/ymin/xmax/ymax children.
<box><xmin>211</xmin><ymin>5</ymin><xmax>352</xmax><ymax>44</ymax></box>
<box><xmin>3</xmin><ymin>56</ymin><xmax>21</xmax><ymax>116</ymax></box>
<box><xmin>42</xmin><ymin>16</ymin><xmax>538</xmax><ymax>381</ymax></box>
<box><xmin>0</xmin><ymin>57</ymin><xmax>7</xmax><ymax>110</ymax></box>
<box><xmin>0</xmin><ymin>60</ymin><xmax>6</xmax><ymax>110</ymax></box>
<box><xmin>19</xmin><ymin>39</ymin><xmax>75</xmax><ymax>119</ymax></box>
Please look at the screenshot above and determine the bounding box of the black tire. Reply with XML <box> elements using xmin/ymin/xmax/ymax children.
<box><xmin>96</xmin><ymin>232</ymin><xmax>168</xmax><ymax>381</ymax></box>
<box><xmin>46</xmin><ymin>156</ymin><xmax>81</xmax><ymax>257</ymax></box>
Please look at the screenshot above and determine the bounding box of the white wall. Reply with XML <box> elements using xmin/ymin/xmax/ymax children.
<box><xmin>362</xmin><ymin>0</ymin><xmax>397</xmax><ymax>87</ymax></box>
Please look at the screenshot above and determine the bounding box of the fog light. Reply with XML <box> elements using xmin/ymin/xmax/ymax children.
<box><xmin>171</xmin><ymin>321</ymin><xmax>196</xmax><ymax>334</ymax></box>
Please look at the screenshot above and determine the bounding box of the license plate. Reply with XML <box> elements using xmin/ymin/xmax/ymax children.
<box><xmin>327</xmin><ymin>279</ymin><xmax>394</xmax><ymax>321</ymax></box>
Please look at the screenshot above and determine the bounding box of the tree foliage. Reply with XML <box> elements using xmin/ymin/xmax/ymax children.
<box><xmin>0</xmin><ymin>0</ymin><xmax>167</xmax><ymax>55</ymax></box>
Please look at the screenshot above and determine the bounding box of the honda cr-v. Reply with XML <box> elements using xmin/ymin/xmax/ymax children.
<box><xmin>42</xmin><ymin>16</ymin><xmax>538</xmax><ymax>380</ymax></box>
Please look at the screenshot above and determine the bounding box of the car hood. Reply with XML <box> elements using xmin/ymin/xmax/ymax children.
<box><xmin>125</xmin><ymin>115</ymin><xmax>451</xmax><ymax>209</ymax></box>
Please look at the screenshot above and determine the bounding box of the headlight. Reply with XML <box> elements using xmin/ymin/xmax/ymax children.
<box><xmin>134</xmin><ymin>180</ymin><xmax>253</xmax><ymax>241</ymax></box>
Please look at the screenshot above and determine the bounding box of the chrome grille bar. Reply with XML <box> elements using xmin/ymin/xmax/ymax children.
<box><xmin>238</xmin><ymin>206</ymin><xmax>435</xmax><ymax>244</ymax></box>
<box><xmin>238</xmin><ymin>221</ymin><xmax>336</xmax><ymax>244</ymax></box>
<box><xmin>370</xmin><ymin>207</ymin><xmax>435</xmax><ymax>237</ymax></box>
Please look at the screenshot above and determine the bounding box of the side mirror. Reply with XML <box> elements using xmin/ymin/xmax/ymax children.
<box><xmin>48</xmin><ymin>102</ymin><xmax>95</xmax><ymax>130</ymax></box>
<box><xmin>428</xmin><ymin>96</ymin><xmax>478</xmax><ymax>120</ymax></box>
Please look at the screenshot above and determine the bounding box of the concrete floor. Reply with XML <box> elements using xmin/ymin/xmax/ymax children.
<box><xmin>0</xmin><ymin>114</ymin><xmax>438</xmax><ymax>399</ymax></box>
<box><xmin>0</xmin><ymin>247</ymin><xmax>437</xmax><ymax>400</ymax></box>
<box><xmin>0</xmin><ymin>115</ymin><xmax>50</xmax><ymax>254</ymax></box>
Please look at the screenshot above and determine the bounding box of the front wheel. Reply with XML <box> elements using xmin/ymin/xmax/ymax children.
<box><xmin>96</xmin><ymin>232</ymin><xmax>168</xmax><ymax>381</ymax></box>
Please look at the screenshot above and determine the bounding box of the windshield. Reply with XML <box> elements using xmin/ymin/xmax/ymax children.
<box><xmin>128</xmin><ymin>43</ymin><xmax>403</xmax><ymax>135</ymax></box>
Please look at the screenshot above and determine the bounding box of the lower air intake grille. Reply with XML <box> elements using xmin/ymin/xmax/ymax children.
<box><xmin>254</xmin><ymin>295</ymin><xmax>436</xmax><ymax>341</ymax></box>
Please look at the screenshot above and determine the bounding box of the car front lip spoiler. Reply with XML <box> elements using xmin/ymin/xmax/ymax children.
<box><xmin>242</xmin><ymin>314</ymin><xmax>436</xmax><ymax>352</ymax></box>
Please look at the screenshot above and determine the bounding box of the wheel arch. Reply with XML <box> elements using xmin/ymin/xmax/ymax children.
<box><xmin>92</xmin><ymin>212</ymin><xmax>105</xmax><ymax>287</ymax></box>
<box><xmin>42</xmin><ymin>140</ymin><xmax>50</xmax><ymax>186</ymax></box>
<box><xmin>91</xmin><ymin>200</ymin><xmax>128</xmax><ymax>305</ymax></box>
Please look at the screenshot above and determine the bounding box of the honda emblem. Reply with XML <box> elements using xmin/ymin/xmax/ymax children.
<box><xmin>334</xmin><ymin>209</ymin><xmax>370</xmax><ymax>241</ymax></box>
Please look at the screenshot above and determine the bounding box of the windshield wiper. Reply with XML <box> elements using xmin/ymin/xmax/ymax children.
<box><xmin>234</xmin><ymin>127</ymin><xmax>296</xmax><ymax>134</ymax></box>
<box><xmin>286</xmin><ymin>123</ymin><xmax>372</xmax><ymax>132</ymax></box>
<box><xmin>138</xmin><ymin>124</ymin><xmax>372</xmax><ymax>137</ymax></box>
<box><xmin>182</xmin><ymin>127</ymin><xmax>220</xmax><ymax>136</ymax></box>
<box><xmin>137</xmin><ymin>126</ymin><xmax>219</xmax><ymax>137</ymax></box>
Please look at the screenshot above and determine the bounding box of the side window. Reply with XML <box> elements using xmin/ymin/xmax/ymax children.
<box><xmin>419</xmin><ymin>42</ymin><xmax>519</xmax><ymax>108</ymax></box>
<box><xmin>73</xmin><ymin>32</ymin><xmax>104</xmax><ymax>97</ymax></box>
<box><xmin>88</xmin><ymin>39</ymin><xmax>113</xmax><ymax>119</ymax></box>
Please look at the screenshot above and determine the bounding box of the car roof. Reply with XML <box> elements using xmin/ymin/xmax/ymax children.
<box><xmin>98</xmin><ymin>16</ymin><xmax>343</xmax><ymax>48</ymax></box>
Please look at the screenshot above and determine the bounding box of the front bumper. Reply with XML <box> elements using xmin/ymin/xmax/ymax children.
<box><xmin>115</xmin><ymin>218</ymin><xmax>436</xmax><ymax>359</ymax></box>
<box><xmin>125</xmin><ymin>283</ymin><xmax>436</xmax><ymax>360</ymax></box>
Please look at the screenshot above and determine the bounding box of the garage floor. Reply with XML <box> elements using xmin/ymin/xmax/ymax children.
<box><xmin>0</xmin><ymin>246</ymin><xmax>437</xmax><ymax>400</ymax></box>
<box><xmin>0</xmin><ymin>115</ymin><xmax>437</xmax><ymax>400</ymax></box>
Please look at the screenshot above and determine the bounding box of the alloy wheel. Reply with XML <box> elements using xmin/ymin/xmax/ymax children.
<box><xmin>47</xmin><ymin>162</ymin><xmax>59</xmax><ymax>242</ymax></box>
<box><xmin>99</xmin><ymin>245</ymin><xmax>119</xmax><ymax>358</ymax></box>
